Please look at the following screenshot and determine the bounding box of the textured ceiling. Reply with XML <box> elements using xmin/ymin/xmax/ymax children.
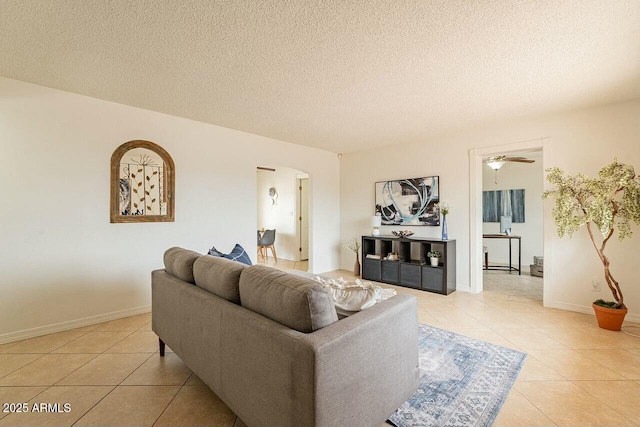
<box><xmin>1</xmin><ymin>1</ymin><xmax>639</xmax><ymax>153</ymax></box>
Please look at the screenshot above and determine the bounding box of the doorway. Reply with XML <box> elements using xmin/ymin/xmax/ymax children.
<box><xmin>481</xmin><ymin>150</ymin><xmax>544</xmax><ymax>301</ymax></box>
<box><xmin>469</xmin><ymin>138</ymin><xmax>549</xmax><ymax>305</ymax></box>
<box><xmin>256</xmin><ymin>166</ymin><xmax>309</xmax><ymax>272</ymax></box>
<box><xmin>298</xmin><ymin>177</ymin><xmax>309</xmax><ymax>261</ymax></box>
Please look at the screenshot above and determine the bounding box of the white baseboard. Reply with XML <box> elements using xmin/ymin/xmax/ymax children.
<box><xmin>0</xmin><ymin>305</ymin><xmax>151</xmax><ymax>345</ymax></box>
<box><xmin>547</xmin><ymin>301</ymin><xmax>593</xmax><ymax>315</ymax></box>
<box><xmin>546</xmin><ymin>301</ymin><xmax>640</xmax><ymax>323</ymax></box>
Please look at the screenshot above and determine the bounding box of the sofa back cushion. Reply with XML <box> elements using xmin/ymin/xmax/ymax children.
<box><xmin>193</xmin><ymin>255</ymin><xmax>245</xmax><ymax>304</ymax></box>
<box><xmin>163</xmin><ymin>247</ymin><xmax>202</xmax><ymax>284</ymax></box>
<box><xmin>239</xmin><ymin>265</ymin><xmax>338</xmax><ymax>333</ymax></box>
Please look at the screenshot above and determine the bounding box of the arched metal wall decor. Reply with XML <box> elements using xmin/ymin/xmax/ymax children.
<box><xmin>110</xmin><ymin>140</ymin><xmax>175</xmax><ymax>223</ymax></box>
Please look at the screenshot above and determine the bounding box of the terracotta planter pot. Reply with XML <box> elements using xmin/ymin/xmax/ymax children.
<box><xmin>592</xmin><ymin>303</ymin><xmax>627</xmax><ymax>331</ymax></box>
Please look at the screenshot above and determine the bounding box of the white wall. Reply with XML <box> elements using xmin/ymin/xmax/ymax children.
<box><xmin>340</xmin><ymin>98</ymin><xmax>640</xmax><ymax>321</ymax></box>
<box><xmin>482</xmin><ymin>153</ymin><xmax>544</xmax><ymax>267</ymax></box>
<box><xmin>0</xmin><ymin>77</ymin><xmax>340</xmax><ymax>342</ymax></box>
<box><xmin>257</xmin><ymin>167</ymin><xmax>302</xmax><ymax>261</ymax></box>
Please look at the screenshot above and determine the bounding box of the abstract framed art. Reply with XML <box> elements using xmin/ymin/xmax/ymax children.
<box><xmin>375</xmin><ymin>176</ymin><xmax>440</xmax><ymax>226</ymax></box>
<box><xmin>482</xmin><ymin>189</ymin><xmax>525</xmax><ymax>223</ymax></box>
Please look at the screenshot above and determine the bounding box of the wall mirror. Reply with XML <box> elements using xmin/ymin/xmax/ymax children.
<box><xmin>110</xmin><ymin>140</ymin><xmax>175</xmax><ymax>223</ymax></box>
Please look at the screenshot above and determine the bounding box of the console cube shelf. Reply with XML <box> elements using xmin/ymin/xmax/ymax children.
<box><xmin>361</xmin><ymin>236</ymin><xmax>456</xmax><ymax>295</ymax></box>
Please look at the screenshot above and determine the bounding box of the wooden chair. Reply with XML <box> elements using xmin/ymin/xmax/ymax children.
<box><xmin>483</xmin><ymin>246</ymin><xmax>489</xmax><ymax>270</ymax></box>
<box><xmin>258</xmin><ymin>229</ymin><xmax>277</xmax><ymax>261</ymax></box>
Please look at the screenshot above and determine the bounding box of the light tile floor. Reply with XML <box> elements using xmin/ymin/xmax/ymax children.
<box><xmin>319</xmin><ymin>269</ymin><xmax>640</xmax><ymax>427</ymax></box>
<box><xmin>0</xmin><ymin>312</ymin><xmax>241</xmax><ymax>427</ymax></box>
<box><xmin>257</xmin><ymin>256</ymin><xmax>308</xmax><ymax>272</ymax></box>
<box><xmin>0</xmin><ymin>268</ymin><xmax>638</xmax><ymax>426</ymax></box>
<box><xmin>483</xmin><ymin>268</ymin><xmax>543</xmax><ymax>301</ymax></box>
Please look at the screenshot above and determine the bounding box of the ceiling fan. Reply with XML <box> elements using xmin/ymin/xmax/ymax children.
<box><xmin>484</xmin><ymin>155</ymin><xmax>535</xmax><ymax>183</ymax></box>
<box><xmin>484</xmin><ymin>155</ymin><xmax>535</xmax><ymax>169</ymax></box>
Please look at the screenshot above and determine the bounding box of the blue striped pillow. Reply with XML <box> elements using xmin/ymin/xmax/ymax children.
<box><xmin>219</xmin><ymin>244</ymin><xmax>252</xmax><ymax>266</ymax></box>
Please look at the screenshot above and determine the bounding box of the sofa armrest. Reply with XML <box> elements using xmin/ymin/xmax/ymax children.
<box><xmin>301</xmin><ymin>294</ymin><xmax>420</xmax><ymax>427</ymax></box>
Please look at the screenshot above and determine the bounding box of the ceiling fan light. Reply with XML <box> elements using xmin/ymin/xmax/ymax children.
<box><xmin>487</xmin><ymin>160</ymin><xmax>505</xmax><ymax>170</ymax></box>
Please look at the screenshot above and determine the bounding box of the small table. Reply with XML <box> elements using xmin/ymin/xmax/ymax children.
<box><xmin>482</xmin><ymin>234</ymin><xmax>521</xmax><ymax>275</ymax></box>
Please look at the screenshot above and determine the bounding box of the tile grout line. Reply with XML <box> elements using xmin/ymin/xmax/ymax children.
<box><xmin>54</xmin><ymin>328</ymin><xmax>135</xmax><ymax>354</ymax></box>
<box><xmin>52</xmin><ymin>321</ymin><xmax>150</xmax><ymax>386</ymax></box>
<box><xmin>0</xmin><ymin>353</ymin><xmax>48</xmax><ymax>381</ymax></box>
<box><xmin>44</xmin><ymin>330</ymin><xmax>93</xmax><ymax>353</ymax></box>
<box><xmin>48</xmin><ymin>353</ymin><xmax>101</xmax><ymax>387</ymax></box>
<box><xmin>97</xmin><ymin>327</ymin><xmax>144</xmax><ymax>354</ymax></box>
<box><xmin>70</xmin><ymin>384</ymin><xmax>118</xmax><ymax>426</ymax></box>
<box><xmin>0</xmin><ymin>353</ymin><xmax>100</xmax><ymax>388</ymax></box>
<box><xmin>515</xmin><ymin>353</ymin><xmax>567</xmax><ymax>382</ymax></box>
<box><xmin>150</xmin><ymin>371</ymin><xmax>193</xmax><ymax>426</ymax></box>
<box><xmin>0</xmin><ymin>329</ymin><xmax>92</xmax><ymax>356</ymax></box>
<box><xmin>54</xmin><ymin>352</ymin><xmax>154</xmax><ymax>387</ymax></box>
<box><xmin>0</xmin><ymin>350</ymin><xmax>116</xmax><ymax>425</ymax></box>
<box><xmin>16</xmin><ymin>384</ymin><xmax>115</xmax><ymax>427</ymax></box>
<box><xmin>115</xmin><ymin>352</ymin><xmax>156</xmax><ymax>386</ymax></box>
<box><xmin>529</xmin><ymin>348</ymin><xmax>628</xmax><ymax>380</ymax></box>
<box><xmin>0</xmin><ymin>315</ymin><xmax>156</xmax><ymax>424</ymax></box>
<box><xmin>0</xmin><ymin>341</ymin><xmax>20</xmax><ymax>352</ymax></box>
<box><xmin>567</xmin><ymin>379</ymin><xmax>637</xmax><ymax>426</ymax></box>
<box><xmin>0</xmin><ymin>386</ymin><xmax>53</xmax><ymax>420</ymax></box>
<box><xmin>44</xmin><ymin>330</ymin><xmax>138</xmax><ymax>386</ymax></box>
<box><xmin>68</xmin><ymin>321</ymin><xmax>155</xmax><ymax>427</ymax></box>
<box><xmin>505</xmin><ymin>387</ymin><xmax>560</xmax><ymax>427</ymax></box>
<box><xmin>0</xmin><ymin>385</ymin><xmax>52</xmax><ymax>423</ymax></box>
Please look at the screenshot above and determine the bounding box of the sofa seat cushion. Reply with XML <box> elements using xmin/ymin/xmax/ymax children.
<box><xmin>193</xmin><ymin>255</ymin><xmax>246</xmax><ymax>304</ymax></box>
<box><xmin>239</xmin><ymin>265</ymin><xmax>338</xmax><ymax>333</ymax></box>
<box><xmin>163</xmin><ymin>247</ymin><xmax>202</xmax><ymax>284</ymax></box>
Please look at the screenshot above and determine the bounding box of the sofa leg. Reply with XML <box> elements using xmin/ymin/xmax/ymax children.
<box><xmin>159</xmin><ymin>338</ymin><xmax>165</xmax><ymax>357</ymax></box>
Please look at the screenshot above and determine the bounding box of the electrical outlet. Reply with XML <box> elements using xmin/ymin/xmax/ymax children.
<box><xmin>592</xmin><ymin>280</ymin><xmax>601</xmax><ymax>291</ymax></box>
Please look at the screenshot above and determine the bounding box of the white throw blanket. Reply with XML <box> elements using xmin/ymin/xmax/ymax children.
<box><xmin>312</xmin><ymin>276</ymin><xmax>397</xmax><ymax>311</ymax></box>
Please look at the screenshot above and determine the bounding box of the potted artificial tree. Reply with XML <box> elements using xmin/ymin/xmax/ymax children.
<box><xmin>543</xmin><ymin>159</ymin><xmax>640</xmax><ymax>330</ymax></box>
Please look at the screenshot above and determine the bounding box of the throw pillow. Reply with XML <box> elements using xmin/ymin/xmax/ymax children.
<box><xmin>208</xmin><ymin>246</ymin><xmax>224</xmax><ymax>257</ymax></box>
<box><xmin>208</xmin><ymin>244</ymin><xmax>252</xmax><ymax>266</ymax></box>
<box><xmin>223</xmin><ymin>244</ymin><xmax>252</xmax><ymax>266</ymax></box>
<box><xmin>312</xmin><ymin>276</ymin><xmax>396</xmax><ymax>311</ymax></box>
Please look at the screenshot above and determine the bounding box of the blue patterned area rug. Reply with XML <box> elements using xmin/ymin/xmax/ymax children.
<box><xmin>388</xmin><ymin>324</ymin><xmax>526</xmax><ymax>427</ymax></box>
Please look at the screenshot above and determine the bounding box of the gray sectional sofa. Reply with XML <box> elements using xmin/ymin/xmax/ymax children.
<box><xmin>152</xmin><ymin>247</ymin><xmax>419</xmax><ymax>427</ymax></box>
